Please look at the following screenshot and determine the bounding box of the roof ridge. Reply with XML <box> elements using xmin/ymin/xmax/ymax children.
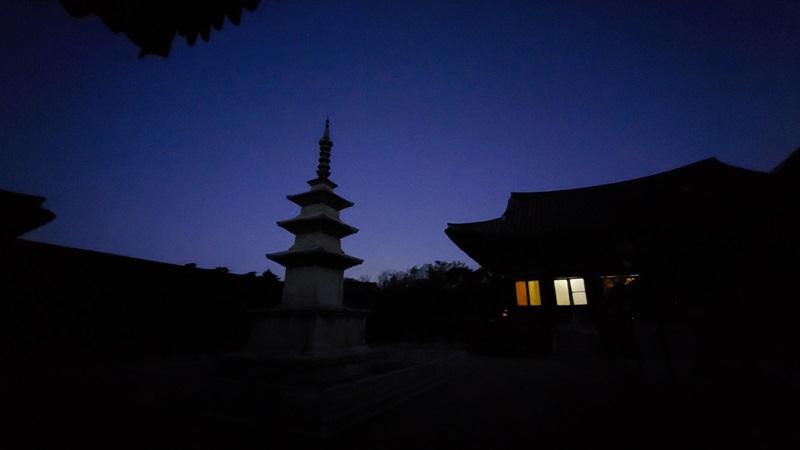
<box><xmin>507</xmin><ymin>157</ymin><xmax>761</xmax><ymax>197</ymax></box>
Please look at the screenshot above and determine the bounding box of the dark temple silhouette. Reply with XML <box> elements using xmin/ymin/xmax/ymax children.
<box><xmin>446</xmin><ymin>150</ymin><xmax>800</xmax><ymax>365</ymax></box>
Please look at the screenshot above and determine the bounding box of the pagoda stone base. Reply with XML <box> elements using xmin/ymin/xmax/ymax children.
<box><xmin>248</xmin><ymin>307</ymin><xmax>368</xmax><ymax>357</ymax></box>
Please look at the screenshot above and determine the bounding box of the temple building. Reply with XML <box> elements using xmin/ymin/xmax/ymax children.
<box><xmin>446</xmin><ymin>152</ymin><xmax>799</xmax><ymax>358</ymax></box>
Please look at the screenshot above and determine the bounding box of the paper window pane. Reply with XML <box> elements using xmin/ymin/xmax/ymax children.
<box><xmin>528</xmin><ymin>280</ymin><xmax>541</xmax><ymax>306</ymax></box>
<box><xmin>554</xmin><ymin>279</ymin><xmax>570</xmax><ymax>306</ymax></box>
<box><xmin>572</xmin><ymin>291</ymin><xmax>588</xmax><ymax>305</ymax></box>
<box><xmin>515</xmin><ymin>281</ymin><xmax>528</xmax><ymax>306</ymax></box>
<box><xmin>569</xmin><ymin>278</ymin><xmax>585</xmax><ymax>293</ymax></box>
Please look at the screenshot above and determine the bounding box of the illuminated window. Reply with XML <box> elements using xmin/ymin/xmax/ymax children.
<box><xmin>515</xmin><ymin>281</ymin><xmax>527</xmax><ymax>306</ymax></box>
<box><xmin>528</xmin><ymin>280</ymin><xmax>541</xmax><ymax>306</ymax></box>
<box><xmin>514</xmin><ymin>280</ymin><xmax>542</xmax><ymax>307</ymax></box>
<box><xmin>553</xmin><ymin>277</ymin><xmax>588</xmax><ymax>306</ymax></box>
<box><xmin>570</xmin><ymin>278</ymin><xmax>587</xmax><ymax>305</ymax></box>
<box><xmin>554</xmin><ymin>279</ymin><xmax>570</xmax><ymax>306</ymax></box>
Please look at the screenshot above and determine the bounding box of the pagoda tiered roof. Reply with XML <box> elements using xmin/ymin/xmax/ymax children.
<box><xmin>277</xmin><ymin>214</ymin><xmax>358</xmax><ymax>238</ymax></box>
<box><xmin>287</xmin><ymin>189</ymin><xmax>354</xmax><ymax>210</ymax></box>
<box><xmin>267</xmin><ymin>247</ymin><xmax>363</xmax><ymax>270</ymax></box>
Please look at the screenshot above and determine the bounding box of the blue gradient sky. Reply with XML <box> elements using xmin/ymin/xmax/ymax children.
<box><xmin>2</xmin><ymin>1</ymin><xmax>799</xmax><ymax>279</ymax></box>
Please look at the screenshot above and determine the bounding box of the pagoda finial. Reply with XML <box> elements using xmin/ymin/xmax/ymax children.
<box><xmin>317</xmin><ymin>118</ymin><xmax>333</xmax><ymax>179</ymax></box>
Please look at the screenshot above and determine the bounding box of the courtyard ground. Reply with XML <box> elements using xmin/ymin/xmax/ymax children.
<box><xmin>6</xmin><ymin>345</ymin><xmax>798</xmax><ymax>449</ymax></box>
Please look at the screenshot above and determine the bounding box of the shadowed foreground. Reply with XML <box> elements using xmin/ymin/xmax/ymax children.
<box><xmin>333</xmin><ymin>354</ymin><xmax>799</xmax><ymax>449</ymax></box>
<box><xmin>6</xmin><ymin>347</ymin><xmax>798</xmax><ymax>449</ymax></box>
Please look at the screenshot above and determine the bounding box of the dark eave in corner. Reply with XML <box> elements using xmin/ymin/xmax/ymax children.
<box><xmin>0</xmin><ymin>189</ymin><xmax>56</xmax><ymax>239</ymax></box>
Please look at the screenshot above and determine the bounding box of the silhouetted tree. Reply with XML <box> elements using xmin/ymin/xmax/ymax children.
<box><xmin>368</xmin><ymin>261</ymin><xmax>502</xmax><ymax>344</ymax></box>
<box><xmin>261</xmin><ymin>269</ymin><xmax>280</xmax><ymax>282</ymax></box>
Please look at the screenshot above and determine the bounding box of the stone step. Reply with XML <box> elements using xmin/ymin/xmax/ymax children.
<box><xmin>122</xmin><ymin>348</ymin><xmax>471</xmax><ymax>438</ymax></box>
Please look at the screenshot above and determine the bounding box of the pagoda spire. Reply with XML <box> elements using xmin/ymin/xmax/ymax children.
<box><xmin>316</xmin><ymin>118</ymin><xmax>333</xmax><ymax>179</ymax></box>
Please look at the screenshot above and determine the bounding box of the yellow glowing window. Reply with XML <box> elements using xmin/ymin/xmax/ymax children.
<box><xmin>528</xmin><ymin>281</ymin><xmax>541</xmax><ymax>306</ymax></box>
<box><xmin>515</xmin><ymin>280</ymin><xmax>542</xmax><ymax>307</ymax></box>
<box><xmin>554</xmin><ymin>277</ymin><xmax>588</xmax><ymax>306</ymax></box>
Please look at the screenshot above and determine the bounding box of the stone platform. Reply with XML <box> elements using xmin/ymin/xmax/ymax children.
<box><xmin>248</xmin><ymin>307</ymin><xmax>368</xmax><ymax>355</ymax></box>
<box><xmin>119</xmin><ymin>346</ymin><xmax>470</xmax><ymax>438</ymax></box>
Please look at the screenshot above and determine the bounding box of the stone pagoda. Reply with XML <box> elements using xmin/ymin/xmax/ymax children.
<box><xmin>249</xmin><ymin>119</ymin><xmax>367</xmax><ymax>356</ymax></box>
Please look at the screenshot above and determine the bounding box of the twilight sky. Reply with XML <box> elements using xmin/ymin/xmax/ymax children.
<box><xmin>2</xmin><ymin>1</ymin><xmax>799</xmax><ymax>280</ymax></box>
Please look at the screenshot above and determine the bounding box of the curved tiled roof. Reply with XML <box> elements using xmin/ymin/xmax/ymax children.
<box><xmin>445</xmin><ymin>157</ymin><xmax>774</xmax><ymax>274</ymax></box>
<box><xmin>447</xmin><ymin>158</ymin><xmax>767</xmax><ymax>237</ymax></box>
